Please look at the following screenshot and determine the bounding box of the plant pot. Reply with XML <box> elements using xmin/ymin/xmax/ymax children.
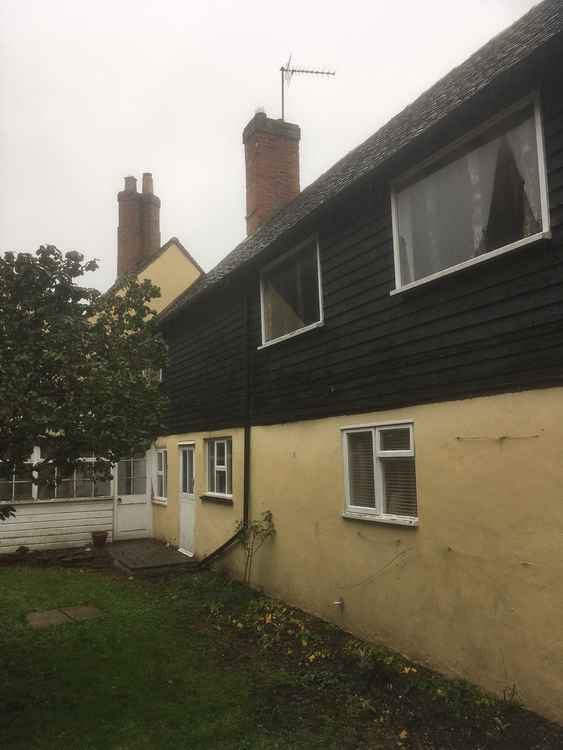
<box><xmin>91</xmin><ymin>530</ymin><xmax>108</xmax><ymax>548</ymax></box>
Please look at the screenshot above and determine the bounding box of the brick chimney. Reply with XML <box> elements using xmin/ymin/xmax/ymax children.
<box><xmin>117</xmin><ymin>172</ymin><xmax>161</xmax><ymax>276</ymax></box>
<box><xmin>243</xmin><ymin>111</ymin><xmax>300</xmax><ymax>236</ymax></box>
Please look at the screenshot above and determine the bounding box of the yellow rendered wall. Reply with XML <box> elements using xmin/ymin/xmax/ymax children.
<box><xmin>137</xmin><ymin>242</ymin><xmax>201</xmax><ymax>314</ymax></box>
<box><xmin>210</xmin><ymin>388</ymin><xmax>562</xmax><ymax>723</ymax></box>
<box><xmin>152</xmin><ymin>428</ymin><xmax>245</xmax><ymax>550</ymax></box>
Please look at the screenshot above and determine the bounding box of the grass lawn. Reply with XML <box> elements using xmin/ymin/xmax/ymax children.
<box><xmin>1</xmin><ymin>565</ymin><xmax>562</xmax><ymax>750</ymax></box>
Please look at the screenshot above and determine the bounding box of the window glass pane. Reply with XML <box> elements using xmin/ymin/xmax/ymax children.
<box><xmin>132</xmin><ymin>476</ymin><xmax>146</xmax><ymax>495</ymax></box>
<box><xmin>379</xmin><ymin>427</ymin><xmax>411</xmax><ymax>452</ymax></box>
<box><xmin>347</xmin><ymin>432</ymin><xmax>375</xmax><ymax>508</ymax></box>
<box><xmin>134</xmin><ymin>457</ymin><xmax>146</xmax><ymax>478</ymax></box>
<box><xmin>162</xmin><ymin>452</ymin><xmax>167</xmax><ymax>497</ymax></box>
<box><xmin>187</xmin><ymin>448</ymin><xmax>195</xmax><ymax>495</ymax></box>
<box><xmin>118</xmin><ymin>459</ymin><xmax>133</xmax><ymax>495</ymax></box>
<box><xmin>216</xmin><ymin>441</ymin><xmax>226</xmax><ymax>467</ymax></box>
<box><xmin>94</xmin><ymin>478</ymin><xmax>111</xmax><ymax>496</ymax></box>
<box><xmin>216</xmin><ymin>469</ymin><xmax>227</xmax><ymax>495</ymax></box>
<box><xmin>75</xmin><ymin>462</ymin><xmax>93</xmax><ymax>498</ymax></box>
<box><xmin>226</xmin><ymin>440</ymin><xmax>232</xmax><ymax>495</ymax></box>
<box><xmin>157</xmin><ymin>451</ymin><xmax>163</xmax><ymax>472</ymax></box>
<box><xmin>0</xmin><ymin>479</ymin><xmax>13</xmax><ymax>501</ymax></box>
<box><xmin>38</xmin><ymin>465</ymin><xmax>56</xmax><ymax>500</ymax></box>
<box><xmin>157</xmin><ymin>474</ymin><xmax>164</xmax><ymax>498</ymax></box>
<box><xmin>58</xmin><ymin>465</ymin><xmax>75</xmax><ymax>498</ymax></box>
<box><xmin>181</xmin><ymin>450</ymin><xmax>188</xmax><ymax>494</ymax></box>
<box><xmin>382</xmin><ymin>457</ymin><xmax>418</xmax><ymax>517</ymax></box>
<box><xmin>396</xmin><ymin>107</ymin><xmax>541</xmax><ymax>285</ymax></box>
<box><xmin>263</xmin><ymin>241</ymin><xmax>320</xmax><ymax>341</ymax></box>
<box><xmin>13</xmin><ymin>465</ymin><xmax>34</xmax><ymax>500</ymax></box>
<box><xmin>207</xmin><ymin>443</ymin><xmax>215</xmax><ymax>492</ymax></box>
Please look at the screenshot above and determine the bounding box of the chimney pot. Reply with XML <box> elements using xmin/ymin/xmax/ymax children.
<box><xmin>124</xmin><ymin>176</ymin><xmax>137</xmax><ymax>193</ymax></box>
<box><xmin>142</xmin><ymin>172</ymin><xmax>154</xmax><ymax>194</ymax></box>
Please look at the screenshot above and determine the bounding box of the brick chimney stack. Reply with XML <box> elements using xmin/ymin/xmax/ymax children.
<box><xmin>117</xmin><ymin>172</ymin><xmax>161</xmax><ymax>276</ymax></box>
<box><xmin>243</xmin><ymin>111</ymin><xmax>300</xmax><ymax>236</ymax></box>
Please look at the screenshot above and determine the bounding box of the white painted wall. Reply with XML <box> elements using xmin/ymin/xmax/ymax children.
<box><xmin>0</xmin><ymin>499</ymin><xmax>113</xmax><ymax>554</ymax></box>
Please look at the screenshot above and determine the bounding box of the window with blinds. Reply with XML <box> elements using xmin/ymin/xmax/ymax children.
<box><xmin>206</xmin><ymin>438</ymin><xmax>232</xmax><ymax>497</ymax></box>
<box><xmin>343</xmin><ymin>423</ymin><xmax>418</xmax><ymax>524</ymax></box>
<box><xmin>347</xmin><ymin>431</ymin><xmax>375</xmax><ymax>508</ymax></box>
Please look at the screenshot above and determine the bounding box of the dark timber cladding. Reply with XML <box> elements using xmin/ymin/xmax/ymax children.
<box><xmin>163</xmin><ymin>287</ymin><xmax>247</xmax><ymax>434</ymax></box>
<box><xmin>160</xmin><ymin>11</ymin><xmax>563</xmax><ymax>435</ymax></box>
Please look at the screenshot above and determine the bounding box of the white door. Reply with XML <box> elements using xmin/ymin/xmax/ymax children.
<box><xmin>178</xmin><ymin>445</ymin><xmax>196</xmax><ymax>556</ymax></box>
<box><xmin>114</xmin><ymin>451</ymin><xmax>152</xmax><ymax>539</ymax></box>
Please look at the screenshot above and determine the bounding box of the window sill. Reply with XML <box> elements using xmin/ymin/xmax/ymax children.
<box><xmin>258</xmin><ymin>320</ymin><xmax>324</xmax><ymax>350</ymax></box>
<box><xmin>390</xmin><ymin>231</ymin><xmax>551</xmax><ymax>296</ymax></box>
<box><xmin>342</xmin><ymin>511</ymin><xmax>419</xmax><ymax>527</ymax></box>
<box><xmin>200</xmin><ymin>494</ymin><xmax>234</xmax><ymax>506</ymax></box>
<box><xmin>152</xmin><ymin>498</ymin><xmax>168</xmax><ymax>506</ymax></box>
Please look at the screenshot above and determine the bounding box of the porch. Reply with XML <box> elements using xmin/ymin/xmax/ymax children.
<box><xmin>0</xmin><ymin>451</ymin><xmax>154</xmax><ymax>555</ymax></box>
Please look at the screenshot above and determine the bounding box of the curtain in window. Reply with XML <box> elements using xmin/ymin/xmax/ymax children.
<box><xmin>396</xmin><ymin>107</ymin><xmax>542</xmax><ymax>285</ymax></box>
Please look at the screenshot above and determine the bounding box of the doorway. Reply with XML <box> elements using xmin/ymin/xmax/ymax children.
<box><xmin>178</xmin><ymin>444</ymin><xmax>196</xmax><ymax>556</ymax></box>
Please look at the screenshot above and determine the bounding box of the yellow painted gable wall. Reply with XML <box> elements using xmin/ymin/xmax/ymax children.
<box><xmin>136</xmin><ymin>241</ymin><xmax>201</xmax><ymax>314</ymax></box>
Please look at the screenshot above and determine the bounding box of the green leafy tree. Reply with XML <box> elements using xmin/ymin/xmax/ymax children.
<box><xmin>0</xmin><ymin>246</ymin><xmax>167</xmax><ymax>516</ymax></box>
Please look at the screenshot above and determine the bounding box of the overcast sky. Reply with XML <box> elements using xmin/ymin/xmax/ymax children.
<box><xmin>0</xmin><ymin>0</ymin><xmax>539</xmax><ymax>291</ymax></box>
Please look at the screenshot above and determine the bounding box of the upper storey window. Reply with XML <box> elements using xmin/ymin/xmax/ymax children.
<box><xmin>260</xmin><ymin>238</ymin><xmax>323</xmax><ymax>347</ymax></box>
<box><xmin>392</xmin><ymin>97</ymin><xmax>550</xmax><ymax>291</ymax></box>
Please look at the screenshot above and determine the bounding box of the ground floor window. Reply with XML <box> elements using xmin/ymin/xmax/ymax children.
<box><xmin>155</xmin><ymin>449</ymin><xmax>168</xmax><ymax>501</ymax></box>
<box><xmin>342</xmin><ymin>422</ymin><xmax>418</xmax><ymax>525</ymax></box>
<box><xmin>206</xmin><ymin>438</ymin><xmax>232</xmax><ymax>497</ymax></box>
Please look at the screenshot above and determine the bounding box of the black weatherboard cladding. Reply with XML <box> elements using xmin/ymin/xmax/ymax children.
<box><xmin>162</xmin><ymin>2</ymin><xmax>563</xmax><ymax>435</ymax></box>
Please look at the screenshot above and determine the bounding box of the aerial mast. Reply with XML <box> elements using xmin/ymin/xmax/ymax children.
<box><xmin>280</xmin><ymin>55</ymin><xmax>335</xmax><ymax>120</ymax></box>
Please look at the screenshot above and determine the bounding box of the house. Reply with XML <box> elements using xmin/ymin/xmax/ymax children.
<box><xmin>0</xmin><ymin>173</ymin><xmax>203</xmax><ymax>552</ymax></box>
<box><xmin>151</xmin><ymin>0</ymin><xmax>563</xmax><ymax>723</ymax></box>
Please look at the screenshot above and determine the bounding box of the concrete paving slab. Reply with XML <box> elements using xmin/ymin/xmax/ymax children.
<box><xmin>108</xmin><ymin>539</ymin><xmax>198</xmax><ymax>573</ymax></box>
<box><xmin>60</xmin><ymin>605</ymin><xmax>102</xmax><ymax>622</ymax></box>
<box><xmin>26</xmin><ymin>609</ymin><xmax>72</xmax><ymax>628</ymax></box>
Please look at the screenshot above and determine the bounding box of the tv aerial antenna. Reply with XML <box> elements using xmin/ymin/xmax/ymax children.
<box><xmin>280</xmin><ymin>55</ymin><xmax>335</xmax><ymax>120</ymax></box>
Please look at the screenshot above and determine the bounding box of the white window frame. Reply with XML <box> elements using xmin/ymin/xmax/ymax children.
<box><xmin>258</xmin><ymin>235</ymin><xmax>324</xmax><ymax>349</ymax></box>
<box><xmin>0</xmin><ymin>447</ymin><xmax>39</xmax><ymax>503</ymax></box>
<box><xmin>1</xmin><ymin>448</ymin><xmax>114</xmax><ymax>504</ymax></box>
<box><xmin>206</xmin><ymin>437</ymin><xmax>232</xmax><ymax>499</ymax></box>
<box><xmin>390</xmin><ymin>93</ymin><xmax>551</xmax><ymax>295</ymax></box>
<box><xmin>341</xmin><ymin>421</ymin><xmax>418</xmax><ymax>527</ymax></box>
<box><xmin>55</xmin><ymin>454</ymin><xmax>112</xmax><ymax>500</ymax></box>
<box><xmin>179</xmin><ymin>443</ymin><xmax>195</xmax><ymax>497</ymax></box>
<box><xmin>117</xmin><ymin>452</ymin><xmax>146</xmax><ymax>498</ymax></box>
<box><xmin>154</xmin><ymin>448</ymin><xmax>168</xmax><ymax>504</ymax></box>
